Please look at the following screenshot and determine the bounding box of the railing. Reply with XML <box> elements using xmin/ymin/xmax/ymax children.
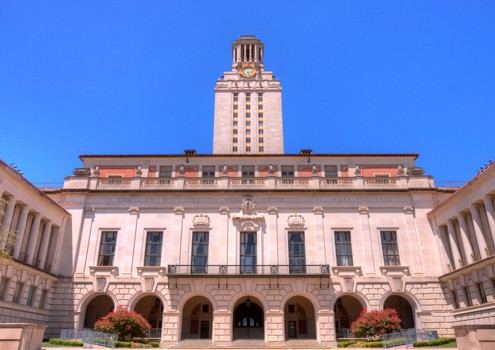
<box><xmin>435</xmin><ymin>180</ymin><xmax>466</xmax><ymax>188</ymax></box>
<box><xmin>167</xmin><ymin>264</ymin><xmax>330</xmax><ymax>276</ymax></box>
<box><xmin>61</xmin><ymin>329</ymin><xmax>118</xmax><ymax>348</ymax></box>
<box><xmin>145</xmin><ymin>328</ymin><xmax>162</xmax><ymax>338</ymax></box>
<box><xmin>79</xmin><ymin>175</ymin><xmax>434</xmax><ymax>191</ymax></box>
<box><xmin>380</xmin><ymin>329</ymin><xmax>438</xmax><ymax>348</ymax></box>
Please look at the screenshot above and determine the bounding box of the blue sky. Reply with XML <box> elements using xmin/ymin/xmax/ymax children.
<box><xmin>0</xmin><ymin>1</ymin><xmax>494</xmax><ymax>184</ymax></box>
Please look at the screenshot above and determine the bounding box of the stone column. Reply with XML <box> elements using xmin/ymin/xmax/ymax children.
<box><xmin>445</xmin><ymin>221</ymin><xmax>462</xmax><ymax>269</ymax></box>
<box><xmin>484</xmin><ymin>196</ymin><xmax>495</xmax><ymax>247</ymax></box>
<box><xmin>254</xmin><ymin>44</ymin><xmax>258</xmax><ymax>61</ymax></box>
<box><xmin>237</xmin><ymin>45</ymin><xmax>241</xmax><ymax>63</ymax></box>
<box><xmin>403</xmin><ymin>207</ymin><xmax>423</xmax><ymax>273</ymax></box>
<box><xmin>470</xmin><ymin>205</ymin><xmax>489</xmax><ymax>259</ymax></box>
<box><xmin>267</xmin><ymin>207</ymin><xmax>278</xmax><ymax>264</ymax></box>
<box><xmin>212</xmin><ymin>310</ymin><xmax>232</xmax><ymax>343</ymax></box>
<box><xmin>358</xmin><ymin>207</ymin><xmax>376</xmax><ymax>273</ymax></box>
<box><xmin>457</xmin><ymin>214</ymin><xmax>475</xmax><ymax>264</ymax></box>
<box><xmin>25</xmin><ymin>213</ymin><xmax>42</xmax><ymax>265</ymax></box>
<box><xmin>313</xmin><ymin>207</ymin><xmax>326</xmax><ymax>264</ymax></box>
<box><xmin>37</xmin><ymin>222</ymin><xmax>52</xmax><ymax>269</ymax></box>
<box><xmin>0</xmin><ymin>197</ymin><xmax>16</xmax><ymax>249</ymax></box>
<box><xmin>13</xmin><ymin>206</ymin><xmax>29</xmax><ymax>259</ymax></box>
<box><xmin>265</xmin><ymin>311</ymin><xmax>284</xmax><ymax>344</ymax></box>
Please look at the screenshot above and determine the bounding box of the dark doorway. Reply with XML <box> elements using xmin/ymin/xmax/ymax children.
<box><xmin>233</xmin><ymin>297</ymin><xmax>264</xmax><ymax>339</ymax></box>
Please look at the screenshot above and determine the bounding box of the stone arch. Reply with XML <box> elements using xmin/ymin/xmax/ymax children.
<box><xmin>131</xmin><ymin>293</ymin><xmax>165</xmax><ymax>331</ymax></box>
<box><xmin>233</xmin><ymin>295</ymin><xmax>264</xmax><ymax>340</ymax></box>
<box><xmin>180</xmin><ymin>295</ymin><xmax>213</xmax><ymax>340</ymax></box>
<box><xmin>80</xmin><ymin>293</ymin><xmax>115</xmax><ymax>329</ymax></box>
<box><xmin>332</xmin><ymin>293</ymin><xmax>367</xmax><ymax>338</ymax></box>
<box><xmin>129</xmin><ymin>291</ymin><xmax>166</xmax><ymax>312</ymax></box>
<box><xmin>382</xmin><ymin>293</ymin><xmax>417</xmax><ymax>330</ymax></box>
<box><xmin>284</xmin><ymin>295</ymin><xmax>317</xmax><ymax>340</ymax></box>
<box><xmin>280</xmin><ymin>291</ymin><xmax>321</xmax><ymax>314</ymax></box>
<box><xmin>227</xmin><ymin>291</ymin><xmax>269</xmax><ymax>312</ymax></box>
<box><xmin>177</xmin><ymin>291</ymin><xmax>217</xmax><ymax>313</ymax></box>
<box><xmin>330</xmin><ymin>291</ymin><xmax>369</xmax><ymax>310</ymax></box>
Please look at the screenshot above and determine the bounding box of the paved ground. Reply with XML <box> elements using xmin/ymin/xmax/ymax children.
<box><xmin>42</xmin><ymin>339</ymin><xmax>459</xmax><ymax>350</ymax></box>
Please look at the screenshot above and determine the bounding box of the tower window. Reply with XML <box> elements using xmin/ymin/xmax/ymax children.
<box><xmin>259</xmin><ymin>129</ymin><xmax>263</xmax><ymax>134</ymax></box>
<box><xmin>234</xmin><ymin>105</ymin><xmax>238</xmax><ymax>110</ymax></box>
<box><xmin>246</xmin><ymin>95</ymin><xmax>250</xmax><ymax>102</ymax></box>
<box><xmin>233</xmin><ymin>93</ymin><xmax>238</xmax><ymax>102</ymax></box>
<box><xmin>246</xmin><ymin>121</ymin><xmax>251</xmax><ymax>126</ymax></box>
<box><xmin>259</xmin><ymin>138</ymin><xmax>263</xmax><ymax>143</ymax></box>
<box><xmin>246</xmin><ymin>129</ymin><xmax>251</xmax><ymax>135</ymax></box>
<box><xmin>246</xmin><ymin>113</ymin><xmax>250</xmax><ymax>118</ymax></box>
<box><xmin>258</xmin><ymin>95</ymin><xmax>263</xmax><ymax>102</ymax></box>
<box><xmin>258</xmin><ymin>104</ymin><xmax>263</xmax><ymax>109</ymax></box>
<box><xmin>246</xmin><ymin>146</ymin><xmax>251</xmax><ymax>152</ymax></box>
<box><xmin>258</xmin><ymin>121</ymin><xmax>263</xmax><ymax>126</ymax></box>
<box><xmin>246</xmin><ymin>138</ymin><xmax>251</xmax><ymax>143</ymax></box>
<box><xmin>233</xmin><ymin>129</ymin><xmax>238</xmax><ymax>134</ymax></box>
<box><xmin>233</xmin><ymin>138</ymin><xmax>238</xmax><ymax>143</ymax></box>
<box><xmin>258</xmin><ymin>112</ymin><xmax>263</xmax><ymax>118</ymax></box>
<box><xmin>259</xmin><ymin>146</ymin><xmax>264</xmax><ymax>152</ymax></box>
<box><xmin>246</xmin><ymin>104</ymin><xmax>250</xmax><ymax>110</ymax></box>
<box><xmin>233</xmin><ymin>121</ymin><xmax>238</xmax><ymax>126</ymax></box>
<box><xmin>233</xmin><ymin>146</ymin><xmax>238</xmax><ymax>152</ymax></box>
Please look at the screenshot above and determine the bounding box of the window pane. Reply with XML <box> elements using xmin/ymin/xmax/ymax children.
<box><xmin>381</xmin><ymin>231</ymin><xmax>400</xmax><ymax>266</ymax></box>
<box><xmin>145</xmin><ymin>231</ymin><xmax>162</xmax><ymax>266</ymax></box>
<box><xmin>289</xmin><ymin>232</ymin><xmax>306</xmax><ymax>273</ymax></box>
<box><xmin>240</xmin><ymin>232</ymin><xmax>257</xmax><ymax>273</ymax></box>
<box><xmin>191</xmin><ymin>232</ymin><xmax>209</xmax><ymax>273</ymax></box>
<box><xmin>98</xmin><ymin>231</ymin><xmax>117</xmax><ymax>266</ymax></box>
<box><xmin>335</xmin><ymin>231</ymin><xmax>353</xmax><ymax>266</ymax></box>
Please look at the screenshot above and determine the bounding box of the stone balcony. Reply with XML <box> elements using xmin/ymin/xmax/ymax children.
<box><xmin>166</xmin><ymin>264</ymin><xmax>330</xmax><ymax>277</ymax></box>
<box><xmin>62</xmin><ymin>175</ymin><xmax>436</xmax><ymax>191</ymax></box>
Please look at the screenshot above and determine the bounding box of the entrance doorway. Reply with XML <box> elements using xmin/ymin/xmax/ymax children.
<box><xmin>83</xmin><ymin>294</ymin><xmax>114</xmax><ymax>329</ymax></box>
<box><xmin>334</xmin><ymin>295</ymin><xmax>364</xmax><ymax>338</ymax></box>
<box><xmin>233</xmin><ymin>297</ymin><xmax>264</xmax><ymax>339</ymax></box>
<box><xmin>181</xmin><ymin>296</ymin><xmax>213</xmax><ymax>340</ymax></box>
<box><xmin>284</xmin><ymin>296</ymin><xmax>316</xmax><ymax>340</ymax></box>
<box><xmin>384</xmin><ymin>295</ymin><xmax>415</xmax><ymax>329</ymax></box>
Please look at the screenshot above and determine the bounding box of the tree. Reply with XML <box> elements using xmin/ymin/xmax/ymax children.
<box><xmin>94</xmin><ymin>306</ymin><xmax>151</xmax><ymax>341</ymax></box>
<box><xmin>351</xmin><ymin>308</ymin><xmax>402</xmax><ymax>339</ymax></box>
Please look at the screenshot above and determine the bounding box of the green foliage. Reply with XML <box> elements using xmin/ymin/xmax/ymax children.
<box><xmin>338</xmin><ymin>340</ymin><xmax>357</xmax><ymax>347</ymax></box>
<box><xmin>94</xmin><ymin>306</ymin><xmax>151</xmax><ymax>342</ymax></box>
<box><xmin>413</xmin><ymin>337</ymin><xmax>457</xmax><ymax>347</ymax></box>
<box><xmin>114</xmin><ymin>341</ymin><xmax>150</xmax><ymax>348</ymax></box>
<box><xmin>351</xmin><ymin>308</ymin><xmax>402</xmax><ymax>339</ymax></box>
<box><xmin>149</xmin><ymin>342</ymin><xmax>160</xmax><ymax>347</ymax></box>
<box><xmin>47</xmin><ymin>338</ymin><xmax>84</xmax><ymax>346</ymax></box>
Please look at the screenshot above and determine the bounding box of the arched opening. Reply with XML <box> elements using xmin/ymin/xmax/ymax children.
<box><xmin>334</xmin><ymin>295</ymin><xmax>364</xmax><ymax>338</ymax></box>
<box><xmin>83</xmin><ymin>294</ymin><xmax>114</xmax><ymax>329</ymax></box>
<box><xmin>181</xmin><ymin>296</ymin><xmax>213</xmax><ymax>340</ymax></box>
<box><xmin>384</xmin><ymin>295</ymin><xmax>415</xmax><ymax>330</ymax></box>
<box><xmin>284</xmin><ymin>296</ymin><xmax>316</xmax><ymax>340</ymax></box>
<box><xmin>233</xmin><ymin>297</ymin><xmax>264</xmax><ymax>340</ymax></box>
<box><xmin>134</xmin><ymin>295</ymin><xmax>163</xmax><ymax>338</ymax></box>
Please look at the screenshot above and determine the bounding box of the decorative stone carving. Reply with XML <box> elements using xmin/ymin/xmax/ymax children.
<box><xmin>144</xmin><ymin>278</ymin><xmax>154</xmax><ymax>292</ymax></box>
<box><xmin>222</xmin><ymin>164</ymin><xmax>228</xmax><ymax>176</ymax></box>
<box><xmin>96</xmin><ymin>277</ymin><xmax>106</xmax><ymax>292</ymax></box>
<box><xmin>407</xmin><ymin>167</ymin><xmax>425</xmax><ymax>176</ymax></box>
<box><xmin>354</xmin><ymin>165</ymin><xmax>361</xmax><ymax>176</ymax></box>
<box><xmin>232</xmin><ymin>195</ymin><xmax>265</xmax><ymax>230</ymax></box>
<box><xmin>344</xmin><ymin>278</ymin><xmax>354</xmax><ymax>292</ymax></box>
<box><xmin>174</xmin><ymin>207</ymin><xmax>185</xmax><ymax>215</ymax></box>
<box><xmin>136</xmin><ymin>165</ymin><xmax>142</xmax><ymax>176</ymax></box>
<box><xmin>313</xmin><ymin>206</ymin><xmax>324</xmax><ymax>214</ymax></box>
<box><xmin>241</xmin><ymin>195</ymin><xmax>256</xmax><ymax>215</ymax></box>
<box><xmin>358</xmin><ymin>206</ymin><xmax>369</xmax><ymax>215</ymax></box>
<box><xmin>398</xmin><ymin>165</ymin><xmax>406</xmax><ymax>176</ymax></box>
<box><xmin>287</xmin><ymin>213</ymin><xmax>305</xmax><ymax>227</ymax></box>
<box><xmin>267</xmin><ymin>207</ymin><xmax>278</xmax><ymax>215</ymax></box>
<box><xmin>193</xmin><ymin>214</ymin><xmax>211</xmax><ymax>227</ymax></box>
<box><xmin>178</xmin><ymin>164</ymin><xmax>185</xmax><ymax>176</ymax></box>
<box><xmin>219</xmin><ymin>207</ymin><xmax>230</xmax><ymax>215</ymax></box>
<box><xmin>392</xmin><ymin>277</ymin><xmax>403</xmax><ymax>292</ymax></box>
<box><xmin>268</xmin><ymin>164</ymin><xmax>274</xmax><ymax>176</ymax></box>
<box><xmin>129</xmin><ymin>207</ymin><xmax>139</xmax><ymax>215</ymax></box>
<box><xmin>403</xmin><ymin>207</ymin><xmax>414</xmax><ymax>215</ymax></box>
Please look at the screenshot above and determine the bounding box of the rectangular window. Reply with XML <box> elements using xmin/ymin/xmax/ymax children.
<box><xmin>246</xmin><ymin>121</ymin><xmax>251</xmax><ymax>126</ymax></box>
<box><xmin>246</xmin><ymin>113</ymin><xmax>251</xmax><ymax>118</ymax></box>
<box><xmin>246</xmin><ymin>104</ymin><xmax>250</xmax><ymax>110</ymax></box>
<box><xmin>259</xmin><ymin>146</ymin><xmax>264</xmax><ymax>152</ymax></box>
<box><xmin>335</xmin><ymin>231</ymin><xmax>353</xmax><ymax>266</ymax></box>
<box><xmin>259</xmin><ymin>137</ymin><xmax>264</xmax><ymax>143</ymax></box>
<box><xmin>233</xmin><ymin>138</ymin><xmax>238</xmax><ymax>143</ymax></box>
<box><xmin>381</xmin><ymin>231</ymin><xmax>400</xmax><ymax>266</ymax></box>
<box><xmin>191</xmin><ymin>232</ymin><xmax>209</xmax><ymax>273</ymax></box>
<box><xmin>258</xmin><ymin>95</ymin><xmax>263</xmax><ymax>102</ymax></box>
<box><xmin>258</xmin><ymin>112</ymin><xmax>263</xmax><ymax>118</ymax></box>
<box><xmin>144</xmin><ymin>231</ymin><xmax>162</xmax><ymax>266</ymax></box>
<box><xmin>259</xmin><ymin>129</ymin><xmax>263</xmax><ymax>135</ymax></box>
<box><xmin>233</xmin><ymin>105</ymin><xmax>238</xmax><ymax>110</ymax></box>
<box><xmin>242</xmin><ymin>166</ymin><xmax>255</xmax><ymax>177</ymax></box>
<box><xmin>159</xmin><ymin>166</ymin><xmax>172</xmax><ymax>177</ymax></box>
<box><xmin>464</xmin><ymin>286</ymin><xmax>473</xmax><ymax>306</ymax></box>
<box><xmin>233</xmin><ymin>120</ymin><xmax>238</xmax><ymax>126</ymax></box>
<box><xmin>325</xmin><ymin>165</ymin><xmax>338</xmax><ymax>177</ymax></box>
<box><xmin>13</xmin><ymin>282</ymin><xmax>24</xmax><ymax>304</ymax></box>
<box><xmin>233</xmin><ymin>112</ymin><xmax>238</xmax><ymax>118</ymax></box>
<box><xmin>281</xmin><ymin>166</ymin><xmax>294</xmax><ymax>177</ymax></box>
<box><xmin>288</xmin><ymin>232</ymin><xmax>306</xmax><ymax>273</ymax></box>
<box><xmin>258</xmin><ymin>104</ymin><xmax>263</xmax><ymax>109</ymax></box>
<box><xmin>246</xmin><ymin>137</ymin><xmax>251</xmax><ymax>143</ymax></box>
<box><xmin>246</xmin><ymin>95</ymin><xmax>250</xmax><ymax>102</ymax></box>
<box><xmin>452</xmin><ymin>290</ymin><xmax>460</xmax><ymax>309</ymax></box>
<box><xmin>202</xmin><ymin>166</ymin><xmax>215</xmax><ymax>178</ymax></box>
<box><xmin>258</xmin><ymin>121</ymin><xmax>263</xmax><ymax>126</ymax></box>
<box><xmin>246</xmin><ymin>146</ymin><xmax>251</xmax><ymax>152</ymax></box>
<box><xmin>233</xmin><ymin>93</ymin><xmax>238</xmax><ymax>102</ymax></box>
<box><xmin>0</xmin><ymin>277</ymin><xmax>10</xmax><ymax>301</ymax></box>
<box><xmin>39</xmin><ymin>289</ymin><xmax>48</xmax><ymax>309</ymax></box>
<box><xmin>240</xmin><ymin>232</ymin><xmax>257</xmax><ymax>273</ymax></box>
<box><xmin>246</xmin><ymin>129</ymin><xmax>251</xmax><ymax>135</ymax></box>
<box><xmin>233</xmin><ymin>129</ymin><xmax>238</xmax><ymax>134</ymax></box>
<box><xmin>477</xmin><ymin>282</ymin><xmax>487</xmax><ymax>304</ymax></box>
<box><xmin>233</xmin><ymin>146</ymin><xmax>238</xmax><ymax>152</ymax></box>
<box><xmin>27</xmin><ymin>286</ymin><xmax>36</xmax><ymax>306</ymax></box>
<box><xmin>98</xmin><ymin>231</ymin><xmax>117</xmax><ymax>266</ymax></box>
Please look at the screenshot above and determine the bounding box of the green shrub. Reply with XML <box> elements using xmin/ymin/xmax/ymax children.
<box><xmin>413</xmin><ymin>337</ymin><xmax>456</xmax><ymax>347</ymax></box>
<box><xmin>365</xmin><ymin>341</ymin><xmax>384</xmax><ymax>347</ymax></box>
<box><xmin>48</xmin><ymin>338</ymin><xmax>84</xmax><ymax>346</ymax></box>
<box><xmin>116</xmin><ymin>341</ymin><xmax>132</xmax><ymax>347</ymax></box>
<box><xmin>338</xmin><ymin>340</ymin><xmax>357</xmax><ymax>347</ymax></box>
<box><xmin>149</xmin><ymin>342</ymin><xmax>160</xmax><ymax>348</ymax></box>
<box><xmin>95</xmin><ymin>306</ymin><xmax>151</xmax><ymax>341</ymax></box>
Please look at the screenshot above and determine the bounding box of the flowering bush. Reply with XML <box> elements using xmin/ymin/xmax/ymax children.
<box><xmin>94</xmin><ymin>306</ymin><xmax>151</xmax><ymax>341</ymax></box>
<box><xmin>351</xmin><ymin>308</ymin><xmax>401</xmax><ymax>339</ymax></box>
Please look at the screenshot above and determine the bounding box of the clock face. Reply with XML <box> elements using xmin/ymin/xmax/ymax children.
<box><xmin>240</xmin><ymin>65</ymin><xmax>256</xmax><ymax>78</ymax></box>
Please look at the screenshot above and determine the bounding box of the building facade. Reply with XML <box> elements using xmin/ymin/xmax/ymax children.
<box><xmin>0</xmin><ymin>36</ymin><xmax>493</xmax><ymax>349</ymax></box>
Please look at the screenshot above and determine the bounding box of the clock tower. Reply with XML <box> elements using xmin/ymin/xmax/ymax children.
<box><xmin>213</xmin><ymin>35</ymin><xmax>284</xmax><ymax>154</ymax></box>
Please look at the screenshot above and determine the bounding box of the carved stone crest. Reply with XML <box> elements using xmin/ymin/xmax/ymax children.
<box><xmin>287</xmin><ymin>214</ymin><xmax>305</xmax><ymax>227</ymax></box>
<box><xmin>241</xmin><ymin>195</ymin><xmax>256</xmax><ymax>215</ymax></box>
<box><xmin>193</xmin><ymin>214</ymin><xmax>211</xmax><ymax>227</ymax></box>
